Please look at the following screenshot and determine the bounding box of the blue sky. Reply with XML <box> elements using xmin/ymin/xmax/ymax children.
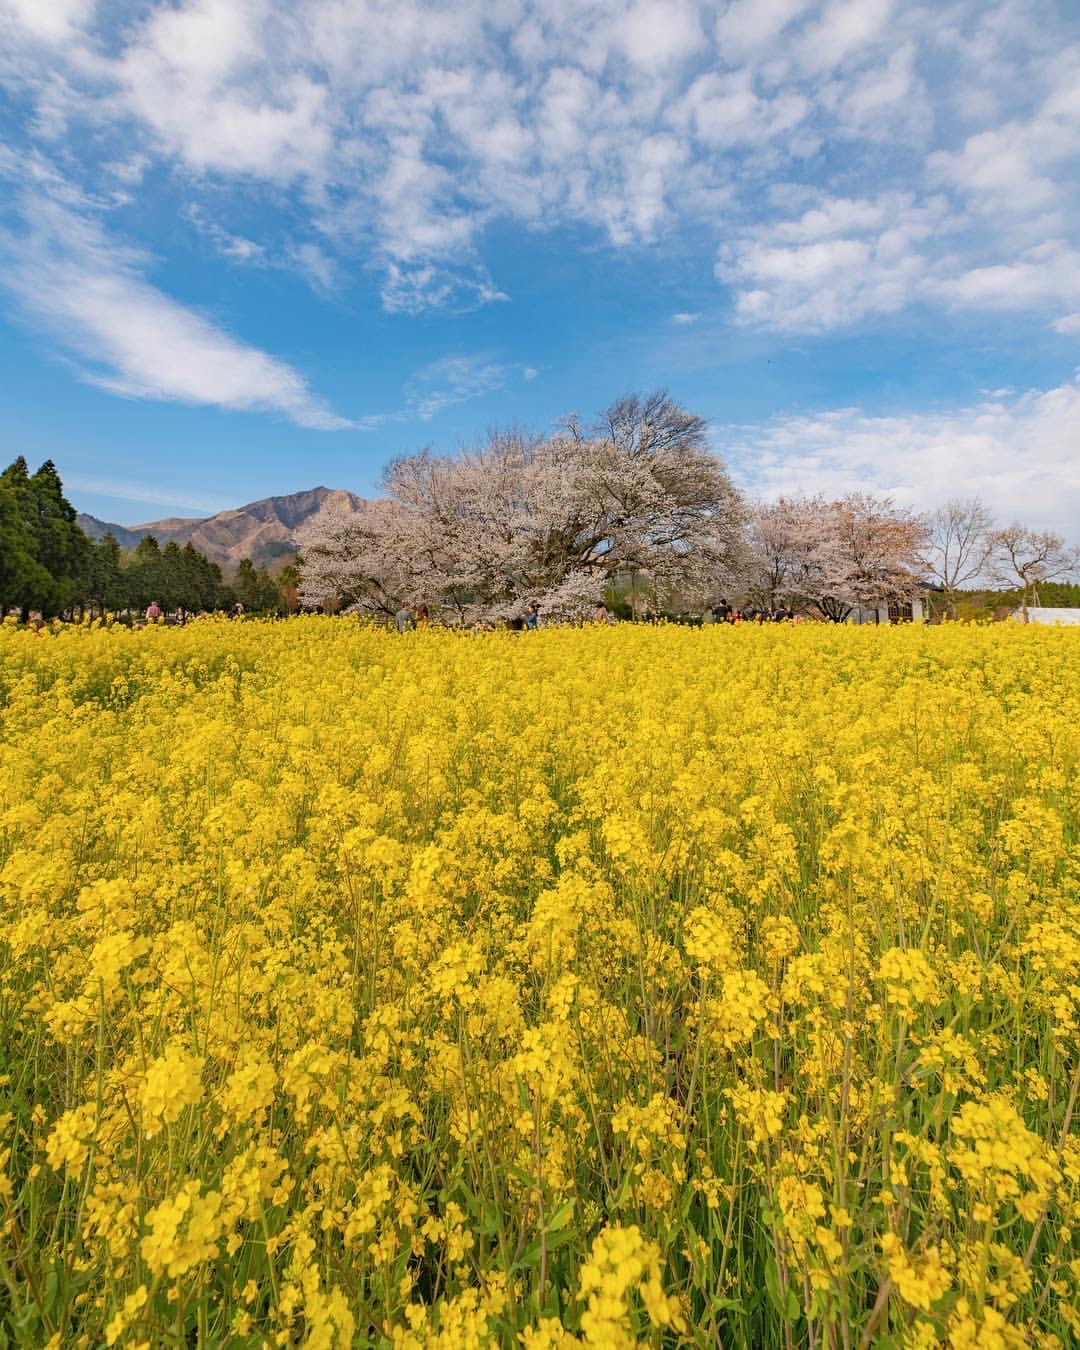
<box><xmin>1</xmin><ymin>0</ymin><xmax>1078</xmax><ymax>532</ymax></box>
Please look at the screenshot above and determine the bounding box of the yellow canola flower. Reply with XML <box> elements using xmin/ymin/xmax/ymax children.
<box><xmin>141</xmin><ymin>1180</ymin><xmax>224</xmax><ymax>1277</ymax></box>
<box><xmin>576</xmin><ymin>1224</ymin><xmax>685</xmax><ymax>1345</ymax></box>
<box><xmin>45</xmin><ymin>1102</ymin><xmax>97</xmax><ymax>1176</ymax></box>
<box><xmin>138</xmin><ymin>1043</ymin><xmax>205</xmax><ymax>1138</ymax></box>
<box><xmin>881</xmin><ymin>1232</ymin><xmax>951</xmax><ymax>1312</ymax></box>
<box><xmin>948</xmin><ymin>1097</ymin><xmax>1061</xmax><ymax>1218</ymax></box>
<box><xmin>2</xmin><ymin>619</ymin><xmax>1079</xmax><ymax>1348</ymax></box>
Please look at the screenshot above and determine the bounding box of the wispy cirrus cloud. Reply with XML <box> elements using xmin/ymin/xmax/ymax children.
<box><xmin>0</xmin><ymin>187</ymin><xmax>352</xmax><ymax>429</ymax></box>
<box><xmin>63</xmin><ymin>474</ymin><xmax>229</xmax><ymax>516</ymax></box>
<box><xmin>358</xmin><ymin>354</ymin><xmax>534</xmax><ymax>429</ymax></box>
<box><xmin>405</xmin><ymin>354</ymin><xmax>513</xmax><ymax>421</ymax></box>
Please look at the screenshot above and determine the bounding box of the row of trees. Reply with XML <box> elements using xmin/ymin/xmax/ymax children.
<box><xmin>9</xmin><ymin>408</ymin><xmax>1075</xmax><ymax>625</ymax></box>
<box><xmin>299</xmin><ymin>393</ymin><xmax>1079</xmax><ymax>623</ymax></box>
<box><xmin>86</xmin><ymin>534</ymin><xmax>289</xmax><ymax>615</ymax></box>
<box><xmin>918</xmin><ymin>500</ymin><xmax>1079</xmax><ymax>618</ymax></box>
<box><xmin>0</xmin><ymin>457</ymin><xmax>293</xmax><ymax>619</ymax></box>
<box><xmin>745</xmin><ymin>495</ymin><xmax>1080</xmax><ymax>622</ymax></box>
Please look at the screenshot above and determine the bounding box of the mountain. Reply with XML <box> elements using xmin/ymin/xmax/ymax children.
<box><xmin>78</xmin><ymin>486</ymin><xmax>366</xmax><ymax>569</ymax></box>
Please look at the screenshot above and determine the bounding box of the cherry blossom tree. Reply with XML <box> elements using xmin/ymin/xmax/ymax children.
<box><xmin>296</xmin><ymin>497</ymin><xmax>437</xmax><ymax>615</ymax></box>
<box><xmin>744</xmin><ymin>496</ymin><xmax>836</xmax><ymax>609</ymax></box>
<box><xmin>742</xmin><ymin>493</ymin><xmax>928</xmax><ymax>621</ymax></box>
<box><xmin>299</xmin><ymin>394</ymin><xmax>745</xmax><ymax>620</ymax></box>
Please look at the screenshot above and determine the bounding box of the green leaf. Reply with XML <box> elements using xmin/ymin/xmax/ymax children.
<box><xmin>43</xmin><ymin>1265</ymin><xmax>59</xmax><ymax>1318</ymax></box>
<box><xmin>546</xmin><ymin>1199</ymin><xmax>575</xmax><ymax>1232</ymax></box>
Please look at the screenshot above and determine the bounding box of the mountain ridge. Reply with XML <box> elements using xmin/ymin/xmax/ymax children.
<box><xmin>78</xmin><ymin>486</ymin><xmax>366</xmax><ymax>568</ymax></box>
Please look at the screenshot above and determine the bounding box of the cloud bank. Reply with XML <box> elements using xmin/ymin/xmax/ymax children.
<box><xmin>1</xmin><ymin>0</ymin><xmax>1077</xmax><ymax>329</ymax></box>
<box><xmin>723</xmin><ymin>372</ymin><xmax>1080</xmax><ymax>536</ymax></box>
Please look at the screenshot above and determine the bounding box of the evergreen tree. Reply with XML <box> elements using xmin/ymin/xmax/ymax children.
<box><xmin>91</xmin><ymin>533</ymin><xmax>126</xmax><ymax>613</ymax></box>
<box><xmin>233</xmin><ymin>558</ymin><xmax>282</xmax><ymax>613</ymax></box>
<box><xmin>161</xmin><ymin>541</ymin><xmax>186</xmax><ymax>609</ymax></box>
<box><xmin>0</xmin><ymin>481</ymin><xmax>48</xmax><ymax>616</ymax></box>
<box><xmin>129</xmin><ymin>535</ymin><xmax>165</xmax><ymax>610</ymax></box>
<box><xmin>0</xmin><ymin>457</ymin><xmax>89</xmax><ymax>617</ymax></box>
<box><xmin>30</xmin><ymin>460</ymin><xmax>91</xmax><ymax>616</ymax></box>
<box><xmin>178</xmin><ymin>543</ymin><xmax>225</xmax><ymax>611</ymax></box>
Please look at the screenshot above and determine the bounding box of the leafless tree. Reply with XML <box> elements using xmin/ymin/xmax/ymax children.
<box><xmin>916</xmin><ymin>498</ymin><xmax>995</xmax><ymax>617</ymax></box>
<box><xmin>988</xmin><ymin>524</ymin><xmax>1079</xmax><ymax>620</ymax></box>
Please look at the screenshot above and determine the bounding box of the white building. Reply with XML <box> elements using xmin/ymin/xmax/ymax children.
<box><xmin>1015</xmin><ymin>607</ymin><xmax>1080</xmax><ymax>625</ymax></box>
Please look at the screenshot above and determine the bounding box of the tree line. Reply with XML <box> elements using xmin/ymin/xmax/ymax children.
<box><xmin>0</xmin><ymin>457</ymin><xmax>295</xmax><ymax>619</ymax></box>
<box><xmin>299</xmin><ymin>392</ymin><xmax>1080</xmax><ymax>624</ymax></box>
<box><xmin>8</xmin><ymin>402</ymin><xmax>1076</xmax><ymax>627</ymax></box>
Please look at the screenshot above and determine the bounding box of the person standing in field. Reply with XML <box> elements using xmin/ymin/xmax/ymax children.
<box><xmin>395</xmin><ymin>603</ymin><xmax>415</xmax><ymax>633</ymax></box>
<box><xmin>593</xmin><ymin>602</ymin><xmax>610</xmax><ymax>624</ymax></box>
<box><xmin>145</xmin><ymin>601</ymin><xmax>162</xmax><ymax>622</ymax></box>
<box><xmin>524</xmin><ymin>602</ymin><xmax>540</xmax><ymax>630</ymax></box>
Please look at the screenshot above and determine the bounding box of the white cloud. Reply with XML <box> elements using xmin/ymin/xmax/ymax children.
<box><xmin>112</xmin><ymin>0</ymin><xmax>334</xmax><ymax>180</ymax></box>
<box><xmin>927</xmin><ymin>51</ymin><xmax>1080</xmax><ymax>215</ymax></box>
<box><xmin>722</xmin><ymin>373</ymin><xmax>1080</xmax><ymax>535</ymax></box>
<box><xmin>1054</xmin><ymin>312</ymin><xmax>1080</xmax><ymax>335</ymax></box>
<box><xmin>290</xmin><ymin>242</ymin><xmax>340</xmax><ymax>293</ymax></box>
<box><xmin>715</xmin><ymin>0</ymin><xmax>815</xmax><ymax>59</ymax></box>
<box><xmin>379</xmin><ymin>261</ymin><xmax>508</xmax><ymax>315</ymax></box>
<box><xmin>617</xmin><ymin>0</ymin><xmax>704</xmax><ymax>68</ymax></box>
<box><xmin>793</xmin><ymin>0</ymin><xmax>895</xmax><ymax>76</ymax></box>
<box><xmin>359</xmin><ymin>353</ymin><xmax>534</xmax><ymax>426</ymax></box>
<box><xmin>937</xmin><ymin>241</ymin><xmax>1080</xmax><ymax>310</ymax></box>
<box><xmin>718</xmin><ymin>192</ymin><xmax>949</xmax><ymax>329</ymax></box>
<box><xmin>0</xmin><ymin>0</ymin><xmax>1078</xmax><ymax>333</ymax></box>
<box><xmin>672</xmin><ymin>70</ymin><xmax>809</xmax><ymax>148</ymax></box>
<box><xmin>0</xmin><ymin>0</ymin><xmax>96</xmax><ymax>44</ymax></box>
<box><xmin>1</xmin><ymin>191</ymin><xmax>352</xmax><ymax>428</ymax></box>
<box><xmin>184</xmin><ymin>204</ymin><xmax>266</xmax><ymax>263</ymax></box>
<box><xmin>671</xmin><ymin>311</ymin><xmax>701</xmax><ymax>324</ymax></box>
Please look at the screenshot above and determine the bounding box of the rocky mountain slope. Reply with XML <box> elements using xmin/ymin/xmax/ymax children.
<box><xmin>78</xmin><ymin>486</ymin><xmax>365</xmax><ymax>568</ymax></box>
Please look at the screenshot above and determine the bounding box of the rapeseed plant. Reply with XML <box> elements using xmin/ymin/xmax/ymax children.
<box><xmin>0</xmin><ymin>617</ymin><xmax>1078</xmax><ymax>1346</ymax></box>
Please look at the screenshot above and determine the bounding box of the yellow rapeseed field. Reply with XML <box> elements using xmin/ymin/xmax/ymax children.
<box><xmin>1</xmin><ymin>618</ymin><xmax>1079</xmax><ymax>1348</ymax></box>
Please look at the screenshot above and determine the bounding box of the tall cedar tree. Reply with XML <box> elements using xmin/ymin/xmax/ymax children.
<box><xmin>0</xmin><ymin>457</ymin><xmax>87</xmax><ymax>618</ymax></box>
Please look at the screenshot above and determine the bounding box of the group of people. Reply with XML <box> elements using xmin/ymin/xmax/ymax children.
<box><xmin>145</xmin><ymin>596</ymin><xmax>799</xmax><ymax>630</ymax></box>
<box><xmin>708</xmin><ymin>599</ymin><xmax>800</xmax><ymax>624</ymax></box>
<box><xmin>393</xmin><ymin>601</ymin><xmax>621</xmax><ymax>632</ymax></box>
<box><xmin>395</xmin><ymin>602</ymin><xmax>544</xmax><ymax>632</ymax></box>
<box><xmin>391</xmin><ymin>598</ymin><xmax>804</xmax><ymax>631</ymax></box>
<box><xmin>142</xmin><ymin>602</ymin><xmax>246</xmax><ymax>625</ymax></box>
